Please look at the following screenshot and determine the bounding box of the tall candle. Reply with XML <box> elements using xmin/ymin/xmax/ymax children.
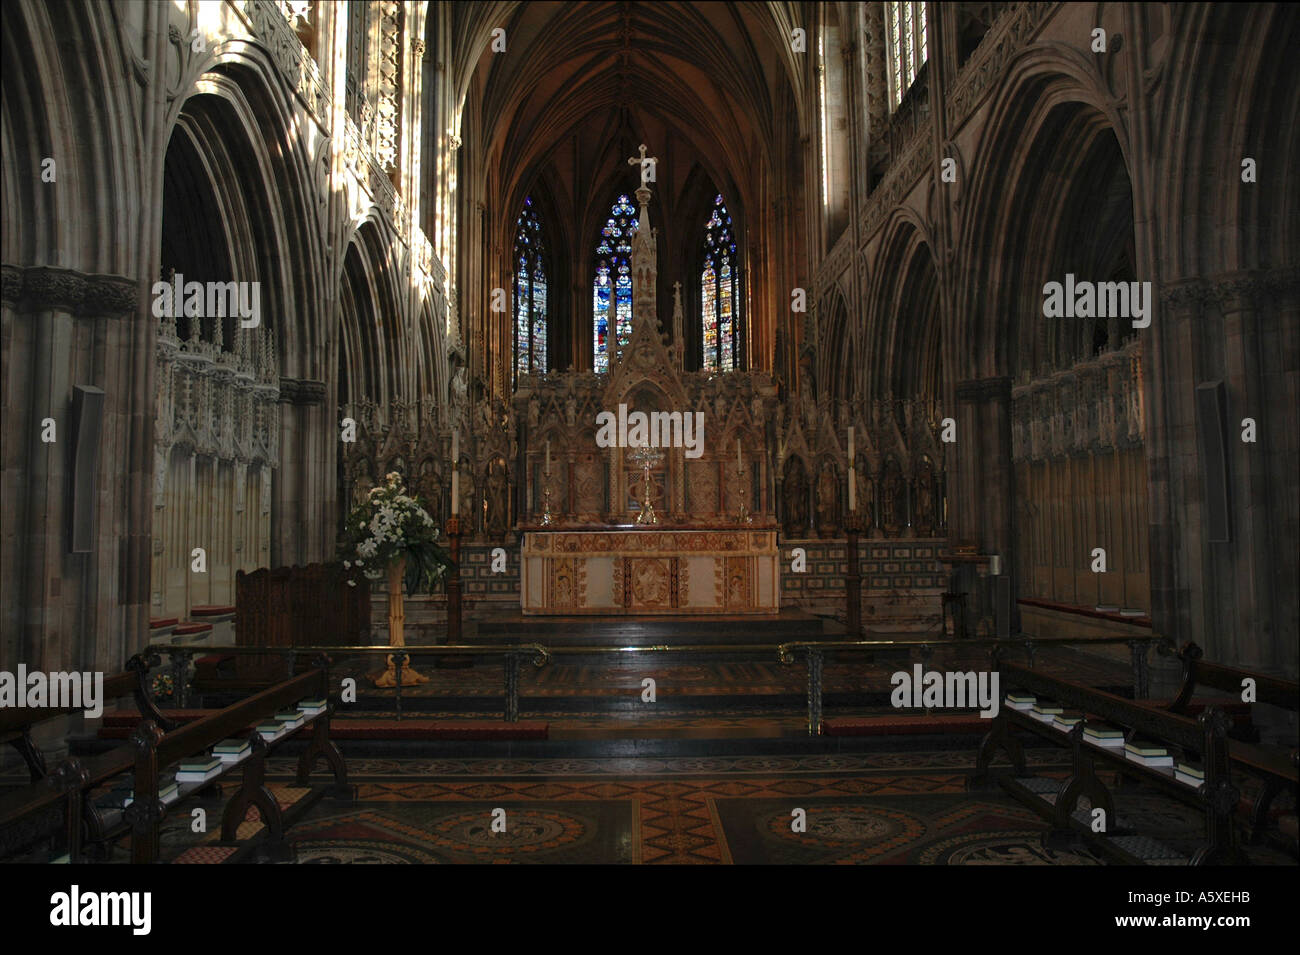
<box><xmin>848</xmin><ymin>426</ymin><xmax>854</xmax><ymax>459</ymax></box>
<box><xmin>848</xmin><ymin>466</ymin><xmax>857</xmax><ymax>511</ymax></box>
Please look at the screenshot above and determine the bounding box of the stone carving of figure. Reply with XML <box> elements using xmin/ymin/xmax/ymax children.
<box><xmin>452</xmin><ymin>365</ymin><xmax>467</xmax><ymax>408</ymax></box>
<box><xmin>751</xmin><ymin>394</ymin><xmax>764</xmax><ymax>424</ymax></box>
<box><xmin>783</xmin><ymin>458</ymin><xmax>809</xmax><ymax>537</ymax></box>
<box><xmin>815</xmin><ymin>458</ymin><xmax>839</xmax><ymax>538</ymax></box>
<box><xmin>527</xmin><ymin>397</ymin><xmax>540</xmax><ymax>431</ymax></box>
<box><xmin>485</xmin><ymin>459</ymin><xmax>509</xmax><ymax>539</ymax></box>
<box><xmin>565</xmin><ymin>393</ymin><xmax>577</xmax><ymax>427</ymax></box>
<box><xmin>881</xmin><ymin>460</ymin><xmax>904</xmax><ymax>535</ymax></box>
<box><xmin>859</xmin><ymin>468</ymin><xmax>877</xmax><ymax>533</ymax></box>
<box><xmin>914</xmin><ymin>459</ymin><xmax>935</xmax><ymax>536</ymax></box>
<box><xmin>417</xmin><ymin>458</ymin><xmax>443</xmax><ymax>529</ymax></box>
<box><xmin>352</xmin><ymin>473</ymin><xmax>374</xmax><ymax>508</ymax></box>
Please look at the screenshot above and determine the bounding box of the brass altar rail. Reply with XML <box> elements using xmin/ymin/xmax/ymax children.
<box><xmin>140</xmin><ymin>644</ymin><xmax>549</xmax><ymax>723</ymax></box>
<box><xmin>142</xmin><ymin>634</ymin><xmax>1171</xmax><ymax>734</ymax></box>
<box><xmin>773</xmin><ymin>634</ymin><xmax>1175</xmax><ymax>735</ymax></box>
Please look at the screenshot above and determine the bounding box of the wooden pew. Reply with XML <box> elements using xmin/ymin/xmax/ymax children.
<box><xmin>0</xmin><ymin>758</ymin><xmax>87</xmax><ymax>863</ymax></box>
<box><xmin>1163</xmin><ymin>642</ymin><xmax>1299</xmax><ymax>847</ymax></box>
<box><xmin>0</xmin><ymin>659</ymin><xmax>172</xmax><ymax>782</ymax></box>
<box><xmin>974</xmin><ymin>660</ymin><xmax>1244</xmax><ymax>865</ymax></box>
<box><xmin>125</xmin><ymin>667</ymin><xmax>348</xmax><ymax>863</ymax></box>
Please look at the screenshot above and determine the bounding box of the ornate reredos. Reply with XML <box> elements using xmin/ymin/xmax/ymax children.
<box><xmin>602</xmin><ymin>174</ymin><xmax>689</xmax><ymax>411</ymax></box>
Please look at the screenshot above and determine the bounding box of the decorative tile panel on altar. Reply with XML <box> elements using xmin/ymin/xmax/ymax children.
<box><xmin>521</xmin><ymin>529</ymin><xmax>779</xmax><ymax>614</ymax></box>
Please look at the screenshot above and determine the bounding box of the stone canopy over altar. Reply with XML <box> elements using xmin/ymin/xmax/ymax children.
<box><xmin>515</xmin><ymin>154</ymin><xmax>781</xmax><ymax>614</ymax></box>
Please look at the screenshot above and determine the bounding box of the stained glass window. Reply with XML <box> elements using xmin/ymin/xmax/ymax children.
<box><xmin>700</xmin><ymin>194</ymin><xmax>739</xmax><ymax>371</ymax></box>
<box><xmin>513</xmin><ymin>196</ymin><xmax>546</xmax><ymax>380</ymax></box>
<box><xmin>593</xmin><ymin>194</ymin><xmax>638</xmax><ymax>373</ymax></box>
<box><xmin>885</xmin><ymin>2</ymin><xmax>928</xmax><ymax>111</ymax></box>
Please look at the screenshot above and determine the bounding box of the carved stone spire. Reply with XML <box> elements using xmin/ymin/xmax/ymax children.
<box><xmin>627</xmin><ymin>145</ymin><xmax>658</xmax><ymax>325</ymax></box>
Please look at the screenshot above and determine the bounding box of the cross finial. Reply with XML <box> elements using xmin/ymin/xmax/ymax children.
<box><xmin>628</xmin><ymin>144</ymin><xmax>657</xmax><ymax>187</ymax></box>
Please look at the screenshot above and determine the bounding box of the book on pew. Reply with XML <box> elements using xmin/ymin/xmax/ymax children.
<box><xmin>175</xmin><ymin>756</ymin><xmax>224</xmax><ymax>783</ymax></box>
<box><xmin>1094</xmin><ymin>604</ymin><xmax>1120</xmax><ymax>613</ymax></box>
<box><xmin>257</xmin><ymin>719</ymin><xmax>287</xmax><ymax>740</ymax></box>
<box><xmin>1124</xmin><ymin>739</ymin><xmax>1174</xmax><ymax>767</ymax></box>
<box><xmin>1083</xmin><ymin>723</ymin><xmax>1126</xmax><ymax>747</ymax></box>
<box><xmin>1119</xmin><ymin>608</ymin><xmax>1146</xmax><ymax>617</ymax></box>
<box><xmin>1030</xmin><ymin>702</ymin><xmax>1064</xmax><ymax>722</ymax></box>
<box><xmin>274</xmin><ymin>710</ymin><xmax>305</xmax><ymax>729</ymax></box>
<box><xmin>1005</xmin><ymin>693</ymin><xmax>1036</xmax><ymax>711</ymax></box>
<box><xmin>1175</xmin><ymin>761</ymin><xmax>1206</xmax><ymax>787</ymax></box>
<box><xmin>213</xmin><ymin>738</ymin><xmax>252</xmax><ymax>761</ymax></box>
<box><xmin>104</xmin><ymin>780</ymin><xmax>181</xmax><ymax>809</ymax></box>
<box><xmin>297</xmin><ymin>698</ymin><xmax>327</xmax><ymax>714</ymax></box>
<box><xmin>1053</xmin><ymin>711</ymin><xmax>1085</xmax><ymax>732</ymax></box>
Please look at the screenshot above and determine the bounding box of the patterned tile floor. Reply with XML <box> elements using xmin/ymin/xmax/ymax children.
<box><xmin>90</xmin><ymin>748</ymin><xmax>1292</xmax><ymax>866</ymax></box>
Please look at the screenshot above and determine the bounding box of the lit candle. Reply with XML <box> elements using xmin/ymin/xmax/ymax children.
<box><xmin>546</xmin><ymin>440</ymin><xmax>551</xmax><ymax>475</ymax></box>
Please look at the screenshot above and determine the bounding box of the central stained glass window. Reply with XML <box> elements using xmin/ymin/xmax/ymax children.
<box><xmin>593</xmin><ymin>193</ymin><xmax>638</xmax><ymax>373</ymax></box>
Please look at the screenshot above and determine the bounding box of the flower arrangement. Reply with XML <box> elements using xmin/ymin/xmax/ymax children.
<box><xmin>152</xmin><ymin>673</ymin><xmax>175</xmax><ymax>701</ymax></box>
<box><xmin>338</xmin><ymin>471</ymin><xmax>450</xmax><ymax>595</ymax></box>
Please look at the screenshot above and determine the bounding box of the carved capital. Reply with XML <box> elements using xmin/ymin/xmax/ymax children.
<box><xmin>2</xmin><ymin>265</ymin><xmax>137</xmax><ymax>316</ymax></box>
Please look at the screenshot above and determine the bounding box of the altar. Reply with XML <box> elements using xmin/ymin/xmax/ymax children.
<box><xmin>520</xmin><ymin>528</ymin><xmax>780</xmax><ymax>615</ymax></box>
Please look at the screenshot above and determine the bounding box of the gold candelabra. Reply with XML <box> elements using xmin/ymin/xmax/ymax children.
<box><xmin>628</xmin><ymin>446</ymin><xmax>663</xmax><ymax>525</ymax></box>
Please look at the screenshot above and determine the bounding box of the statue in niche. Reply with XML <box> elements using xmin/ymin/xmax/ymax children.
<box><xmin>352</xmin><ymin>472</ymin><xmax>375</xmax><ymax>508</ymax></box>
<box><xmin>417</xmin><ymin>458</ymin><xmax>443</xmax><ymax>530</ymax></box>
<box><xmin>451</xmin><ymin>365</ymin><xmax>468</xmax><ymax>412</ymax></box>
<box><xmin>880</xmin><ymin>458</ymin><xmax>904</xmax><ymax>536</ymax></box>
<box><xmin>782</xmin><ymin>457</ymin><xmax>809</xmax><ymax>538</ymax></box>
<box><xmin>914</xmin><ymin>457</ymin><xmax>936</xmax><ymax>537</ymax></box>
<box><xmin>484</xmin><ymin>458</ymin><xmax>510</xmax><ymax>540</ymax></box>
<box><xmin>565</xmin><ymin>393</ymin><xmax>577</xmax><ymax>427</ymax></box>
<box><xmin>527</xmin><ymin>397</ymin><xmax>540</xmax><ymax>431</ymax></box>
<box><xmin>858</xmin><ymin>467</ymin><xmax>877</xmax><ymax>534</ymax></box>
<box><xmin>815</xmin><ymin>458</ymin><xmax>839</xmax><ymax>538</ymax></box>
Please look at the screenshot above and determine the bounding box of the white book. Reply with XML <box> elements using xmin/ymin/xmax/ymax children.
<box><xmin>1125</xmin><ymin>752</ymin><xmax>1174</xmax><ymax>767</ymax></box>
<box><xmin>175</xmin><ymin>768</ymin><xmax>223</xmax><ymax>783</ymax></box>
